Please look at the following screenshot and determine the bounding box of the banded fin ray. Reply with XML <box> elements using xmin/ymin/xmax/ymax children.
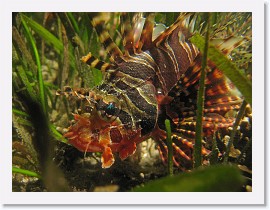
<box><xmin>136</xmin><ymin>13</ymin><xmax>155</xmax><ymax>52</ymax></box>
<box><xmin>81</xmin><ymin>52</ymin><xmax>116</xmax><ymax>72</ymax></box>
<box><xmin>91</xmin><ymin>13</ymin><xmax>124</xmax><ymax>63</ymax></box>
<box><xmin>120</xmin><ymin>13</ymin><xmax>135</xmax><ymax>56</ymax></box>
<box><xmin>153</xmin><ymin>12</ymin><xmax>192</xmax><ymax>46</ymax></box>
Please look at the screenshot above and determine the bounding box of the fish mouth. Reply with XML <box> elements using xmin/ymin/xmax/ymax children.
<box><xmin>64</xmin><ymin>114</ymin><xmax>120</xmax><ymax>151</ymax></box>
<box><xmin>64</xmin><ymin>114</ymin><xmax>141</xmax><ymax>168</ymax></box>
<box><xmin>64</xmin><ymin>114</ymin><xmax>117</xmax><ymax>168</ymax></box>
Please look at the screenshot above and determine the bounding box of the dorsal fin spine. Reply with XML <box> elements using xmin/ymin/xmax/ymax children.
<box><xmin>91</xmin><ymin>14</ymin><xmax>124</xmax><ymax>63</ymax></box>
<box><xmin>81</xmin><ymin>52</ymin><xmax>115</xmax><ymax>72</ymax></box>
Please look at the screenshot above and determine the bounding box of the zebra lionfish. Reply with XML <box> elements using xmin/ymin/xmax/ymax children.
<box><xmin>57</xmin><ymin>13</ymin><xmax>244</xmax><ymax>169</ymax></box>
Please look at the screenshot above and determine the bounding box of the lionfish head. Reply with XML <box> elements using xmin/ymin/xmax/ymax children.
<box><xmin>56</xmin><ymin>86</ymin><xmax>141</xmax><ymax>168</ymax></box>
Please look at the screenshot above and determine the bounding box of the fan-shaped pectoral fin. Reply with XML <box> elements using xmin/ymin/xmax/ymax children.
<box><xmin>118</xmin><ymin>141</ymin><xmax>137</xmax><ymax>160</ymax></box>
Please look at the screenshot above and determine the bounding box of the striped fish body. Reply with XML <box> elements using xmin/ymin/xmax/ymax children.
<box><xmin>59</xmin><ymin>13</ymin><xmax>244</xmax><ymax>169</ymax></box>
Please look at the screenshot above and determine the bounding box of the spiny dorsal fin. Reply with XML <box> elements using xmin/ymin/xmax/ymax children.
<box><xmin>81</xmin><ymin>52</ymin><xmax>116</xmax><ymax>72</ymax></box>
<box><xmin>153</xmin><ymin>13</ymin><xmax>192</xmax><ymax>46</ymax></box>
<box><xmin>136</xmin><ymin>13</ymin><xmax>155</xmax><ymax>52</ymax></box>
<box><xmin>152</xmin><ymin>23</ymin><xmax>167</xmax><ymax>40</ymax></box>
<box><xmin>132</xmin><ymin>13</ymin><xmax>144</xmax><ymax>46</ymax></box>
<box><xmin>120</xmin><ymin>13</ymin><xmax>135</xmax><ymax>56</ymax></box>
<box><xmin>91</xmin><ymin>13</ymin><xmax>124</xmax><ymax>64</ymax></box>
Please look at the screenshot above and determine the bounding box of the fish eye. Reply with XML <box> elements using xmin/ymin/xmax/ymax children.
<box><xmin>97</xmin><ymin>97</ymin><xmax>121</xmax><ymax>122</ymax></box>
<box><xmin>105</xmin><ymin>102</ymin><xmax>116</xmax><ymax>116</ymax></box>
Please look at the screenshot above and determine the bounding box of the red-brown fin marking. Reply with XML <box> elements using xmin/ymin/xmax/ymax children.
<box><xmin>157</xmin><ymin>129</ymin><xmax>214</xmax><ymax>169</ymax></box>
<box><xmin>91</xmin><ymin>13</ymin><xmax>124</xmax><ymax>63</ymax></box>
<box><xmin>172</xmin><ymin>134</ymin><xmax>193</xmax><ymax>149</ymax></box>
<box><xmin>176</xmin><ymin>128</ymin><xmax>196</xmax><ymax>138</ymax></box>
<box><xmin>204</xmin><ymin>104</ymin><xmax>241</xmax><ymax>114</ymax></box>
<box><xmin>172</xmin><ymin>142</ymin><xmax>193</xmax><ymax>169</ymax></box>
<box><xmin>205</xmin><ymin>68</ymin><xmax>242</xmax><ymax>101</ymax></box>
<box><xmin>181</xmin><ymin>63</ymin><xmax>202</xmax><ymax>88</ymax></box>
<box><xmin>120</xmin><ymin>13</ymin><xmax>135</xmax><ymax>56</ymax></box>
<box><xmin>156</xmin><ymin>140</ymin><xmax>168</xmax><ymax>163</ymax></box>
<box><xmin>168</xmin><ymin>55</ymin><xmax>202</xmax><ymax>97</ymax></box>
<box><xmin>204</xmin><ymin>67</ymin><xmax>243</xmax><ymax>107</ymax></box>
<box><xmin>205</xmin><ymin>95</ymin><xmax>242</xmax><ymax>107</ymax></box>
<box><xmin>157</xmin><ymin>138</ymin><xmax>190</xmax><ymax>170</ymax></box>
<box><xmin>159</xmin><ymin>132</ymin><xmax>211</xmax><ymax>169</ymax></box>
<box><xmin>205</xmin><ymin>81</ymin><xmax>242</xmax><ymax>100</ymax></box>
<box><xmin>137</xmin><ymin>13</ymin><xmax>155</xmax><ymax>52</ymax></box>
<box><xmin>178</xmin><ymin>114</ymin><xmax>234</xmax><ymax>134</ymax></box>
<box><xmin>81</xmin><ymin>52</ymin><xmax>115</xmax><ymax>72</ymax></box>
<box><xmin>202</xmin><ymin>113</ymin><xmax>235</xmax><ymax>123</ymax></box>
<box><xmin>172</xmin><ymin>143</ymin><xmax>191</xmax><ymax>161</ymax></box>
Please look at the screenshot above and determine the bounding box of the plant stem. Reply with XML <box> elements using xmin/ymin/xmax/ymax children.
<box><xmin>193</xmin><ymin>13</ymin><xmax>211</xmax><ymax>168</ymax></box>
<box><xmin>165</xmin><ymin>119</ymin><xmax>173</xmax><ymax>176</ymax></box>
<box><xmin>224</xmin><ymin>100</ymin><xmax>247</xmax><ymax>163</ymax></box>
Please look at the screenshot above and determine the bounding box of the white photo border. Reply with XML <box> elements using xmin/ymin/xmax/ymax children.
<box><xmin>0</xmin><ymin>0</ymin><xmax>265</xmax><ymax>205</ymax></box>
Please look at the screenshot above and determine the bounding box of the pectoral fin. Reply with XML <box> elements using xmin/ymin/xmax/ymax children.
<box><xmin>119</xmin><ymin>142</ymin><xmax>137</xmax><ymax>160</ymax></box>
